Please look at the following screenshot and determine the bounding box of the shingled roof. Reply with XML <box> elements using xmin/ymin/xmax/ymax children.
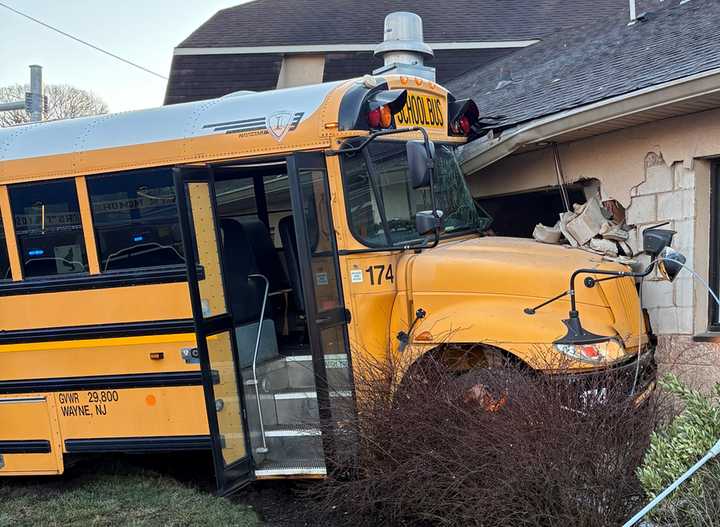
<box><xmin>448</xmin><ymin>0</ymin><xmax>720</xmax><ymax>129</ymax></box>
<box><xmin>178</xmin><ymin>0</ymin><xmax>630</xmax><ymax>48</ymax></box>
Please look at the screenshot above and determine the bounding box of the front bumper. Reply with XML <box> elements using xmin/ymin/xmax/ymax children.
<box><xmin>556</xmin><ymin>346</ymin><xmax>657</xmax><ymax>403</ymax></box>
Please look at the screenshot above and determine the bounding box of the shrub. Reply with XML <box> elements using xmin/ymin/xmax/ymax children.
<box><xmin>637</xmin><ymin>373</ymin><xmax>720</xmax><ymax>525</ymax></box>
<box><xmin>304</xmin><ymin>352</ymin><xmax>661</xmax><ymax>527</ymax></box>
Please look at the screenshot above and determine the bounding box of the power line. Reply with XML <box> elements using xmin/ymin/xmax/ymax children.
<box><xmin>0</xmin><ymin>1</ymin><xmax>168</xmax><ymax>80</ymax></box>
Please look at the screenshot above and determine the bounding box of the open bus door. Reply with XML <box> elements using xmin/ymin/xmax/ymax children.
<box><xmin>174</xmin><ymin>166</ymin><xmax>253</xmax><ymax>495</ymax></box>
<box><xmin>287</xmin><ymin>153</ymin><xmax>355</xmax><ymax>458</ymax></box>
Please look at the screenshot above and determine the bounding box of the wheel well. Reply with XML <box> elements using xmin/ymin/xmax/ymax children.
<box><xmin>420</xmin><ymin>343</ymin><xmax>527</xmax><ymax>372</ymax></box>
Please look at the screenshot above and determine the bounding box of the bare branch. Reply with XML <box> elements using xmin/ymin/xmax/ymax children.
<box><xmin>0</xmin><ymin>83</ymin><xmax>108</xmax><ymax>127</ymax></box>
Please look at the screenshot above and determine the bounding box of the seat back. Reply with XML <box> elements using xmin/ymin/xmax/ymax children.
<box><xmin>278</xmin><ymin>215</ymin><xmax>305</xmax><ymax>313</ymax></box>
<box><xmin>218</xmin><ymin>218</ymin><xmax>263</xmax><ymax>325</ymax></box>
<box><xmin>234</xmin><ymin>217</ymin><xmax>290</xmax><ymax>293</ymax></box>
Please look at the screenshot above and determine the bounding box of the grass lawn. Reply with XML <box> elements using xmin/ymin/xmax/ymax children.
<box><xmin>0</xmin><ymin>458</ymin><xmax>260</xmax><ymax>527</ymax></box>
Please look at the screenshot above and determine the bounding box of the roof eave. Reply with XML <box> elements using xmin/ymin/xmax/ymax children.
<box><xmin>460</xmin><ymin>66</ymin><xmax>720</xmax><ymax>175</ymax></box>
<box><xmin>173</xmin><ymin>40</ymin><xmax>539</xmax><ymax>56</ymax></box>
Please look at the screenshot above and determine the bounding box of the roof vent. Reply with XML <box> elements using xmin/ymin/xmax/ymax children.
<box><xmin>373</xmin><ymin>12</ymin><xmax>435</xmax><ymax>81</ymax></box>
<box><xmin>627</xmin><ymin>0</ymin><xmax>648</xmax><ymax>25</ymax></box>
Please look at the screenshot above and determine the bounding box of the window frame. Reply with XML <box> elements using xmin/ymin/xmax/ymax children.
<box><xmin>0</xmin><ymin>167</ymin><xmax>194</xmax><ymax>295</ymax></box>
<box><xmin>709</xmin><ymin>162</ymin><xmax>720</xmax><ymax>331</ymax></box>
<box><xmin>0</xmin><ymin>218</ymin><xmax>12</xmax><ymax>283</ymax></box>
<box><xmin>339</xmin><ymin>140</ymin><xmax>409</xmax><ymax>248</ymax></box>
<box><xmin>339</xmin><ymin>139</ymin><xmax>484</xmax><ymax>249</ymax></box>
<box><xmin>9</xmin><ymin>177</ymin><xmax>90</xmax><ymax>280</ymax></box>
<box><xmin>86</xmin><ymin>166</ymin><xmax>185</xmax><ymax>275</ymax></box>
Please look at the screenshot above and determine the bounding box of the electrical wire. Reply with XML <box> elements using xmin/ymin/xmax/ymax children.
<box><xmin>0</xmin><ymin>1</ymin><xmax>168</xmax><ymax>80</ymax></box>
<box><xmin>631</xmin><ymin>275</ymin><xmax>644</xmax><ymax>395</ymax></box>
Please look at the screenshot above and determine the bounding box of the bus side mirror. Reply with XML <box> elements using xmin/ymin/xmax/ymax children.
<box><xmin>658</xmin><ymin>246</ymin><xmax>686</xmax><ymax>282</ymax></box>
<box><xmin>642</xmin><ymin>227</ymin><xmax>675</xmax><ymax>257</ymax></box>
<box><xmin>407</xmin><ymin>140</ymin><xmax>434</xmax><ymax>189</ymax></box>
<box><xmin>416</xmin><ymin>210</ymin><xmax>444</xmax><ymax>235</ymax></box>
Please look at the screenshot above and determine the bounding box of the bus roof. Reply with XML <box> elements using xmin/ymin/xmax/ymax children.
<box><xmin>0</xmin><ymin>80</ymin><xmax>343</xmax><ymax>165</ymax></box>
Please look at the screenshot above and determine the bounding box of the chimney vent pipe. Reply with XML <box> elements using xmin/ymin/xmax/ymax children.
<box><xmin>373</xmin><ymin>12</ymin><xmax>435</xmax><ymax>80</ymax></box>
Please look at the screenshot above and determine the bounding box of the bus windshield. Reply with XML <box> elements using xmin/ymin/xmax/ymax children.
<box><xmin>341</xmin><ymin>141</ymin><xmax>492</xmax><ymax>246</ymax></box>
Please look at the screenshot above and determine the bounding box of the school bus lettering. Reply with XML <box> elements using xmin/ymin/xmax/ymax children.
<box><xmin>365</xmin><ymin>264</ymin><xmax>394</xmax><ymax>286</ymax></box>
<box><xmin>58</xmin><ymin>391</ymin><xmax>118</xmax><ymax>417</ymax></box>
<box><xmin>87</xmin><ymin>390</ymin><xmax>119</xmax><ymax>404</ymax></box>
<box><xmin>60</xmin><ymin>403</ymin><xmax>92</xmax><ymax>417</ymax></box>
<box><xmin>58</xmin><ymin>393</ymin><xmax>80</xmax><ymax>405</ymax></box>
<box><xmin>395</xmin><ymin>93</ymin><xmax>444</xmax><ymax>129</ymax></box>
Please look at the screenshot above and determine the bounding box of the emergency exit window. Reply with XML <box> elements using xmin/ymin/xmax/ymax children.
<box><xmin>9</xmin><ymin>179</ymin><xmax>88</xmax><ymax>278</ymax></box>
<box><xmin>0</xmin><ymin>214</ymin><xmax>11</xmax><ymax>280</ymax></box>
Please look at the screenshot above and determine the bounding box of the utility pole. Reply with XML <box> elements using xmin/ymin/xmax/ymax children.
<box><xmin>0</xmin><ymin>65</ymin><xmax>44</xmax><ymax>122</ymax></box>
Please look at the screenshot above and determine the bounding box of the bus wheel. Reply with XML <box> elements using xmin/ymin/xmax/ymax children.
<box><xmin>454</xmin><ymin>348</ymin><xmax>520</xmax><ymax>412</ymax></box>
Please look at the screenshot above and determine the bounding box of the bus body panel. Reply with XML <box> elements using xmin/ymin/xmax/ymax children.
<box><xmin>55</xmin><ymin>385</ymin><xmax>208</xmax><ymax>444</ymax></box>
<box><xmin>0</xmin><ymin>334</ymin><xmax>198</xmax><ymax>381</ymax></box>
<box><xmin>0</xmin><ymin>282</ymin><xmax>192</xmax><ymax>332</ymax></box>
<box><xmin>0</xmin><ymin>394</ymin><xmax>64</xmax><ymax>476</ymax></box>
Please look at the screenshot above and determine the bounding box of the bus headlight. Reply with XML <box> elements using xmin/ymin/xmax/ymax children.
<box><xmin>554</xmin><ymin>340</ymin><xmax>623</xmax><ymax>364</ymax></box>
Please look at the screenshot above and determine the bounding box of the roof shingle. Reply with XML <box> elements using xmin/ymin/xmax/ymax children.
<box><xmin>178</xmin><ymin>0</ymin><xmax>631</xmax><ymax>48</ymax></box>
<box><xmin>164</xmin><ymin>48</ymin><xmax>514</xmax><ymax>104</ymax></box>
<box><xmin>447</xmin><ymin>0</ymin><xmax>720</xmax><ymax>128</ymax></box>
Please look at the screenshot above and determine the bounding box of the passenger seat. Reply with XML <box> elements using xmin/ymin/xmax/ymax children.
<box><xmin>233</xmin><ymin>217</ymin><xmax>290</xmax><ymax>295</ymax></box>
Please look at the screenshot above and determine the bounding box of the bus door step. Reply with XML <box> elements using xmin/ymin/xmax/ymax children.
<box><xmin>254</xmin><ymin>458</ymin><xmax>326</xmax><ymax>478</ymax></box>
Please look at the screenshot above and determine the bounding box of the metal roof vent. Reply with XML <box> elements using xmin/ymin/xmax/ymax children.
<box><xmin>373</xmin><ymin>12</ymin><xmax>435</xmax><ymax>81</ymax></box>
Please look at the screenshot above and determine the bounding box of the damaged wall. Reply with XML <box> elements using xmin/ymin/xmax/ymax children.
<box><xmin>466</xmin><ymin>105</ymin><xmax>720</xmax><ymax>387</ymax></box>
<box><xmin>632</xmin><ymin>154</ymin><xmax>695</xmax><ymax>334</ymax></box>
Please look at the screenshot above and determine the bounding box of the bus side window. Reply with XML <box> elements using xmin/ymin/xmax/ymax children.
<box><xmin>9</xmin><ymin>179</ymin><xmax>88</xmax><ymax>279</ymax></box>
<box><xmin>0</xmin><ymin>213</ymin><xmax>11</xmax><ymax>281</ymax></box>
<box><xmin>86</xmin><ymin>168</ymin><xmax>184</xmax><ymax>272</ymax></box>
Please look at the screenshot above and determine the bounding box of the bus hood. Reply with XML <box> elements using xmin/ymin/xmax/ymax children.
<box><xmin>410</xmin><ymin>236</ymin><xmax>620</xmax><ymax>306</ymax></box>
<box><xmin>407</xmin><ymin>236</ymin><xmax>644</xmax><ymax>347</ymax></box>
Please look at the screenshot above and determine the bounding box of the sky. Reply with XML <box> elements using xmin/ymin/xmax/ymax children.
<box><xmin>0</xmin><ymin>1</ymin><xmax>252</xmax><ymax>112</ymax></box>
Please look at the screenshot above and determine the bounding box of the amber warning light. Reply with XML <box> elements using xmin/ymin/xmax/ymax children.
<box><xmin>365</xmin><ymin>89</ymin><xmax>408</xmax><ymax>130</ymax></box>
<box><xmin>368</xmin><ymin>104</ymin><xmax>393</xmax><ymax>128</ymax></box>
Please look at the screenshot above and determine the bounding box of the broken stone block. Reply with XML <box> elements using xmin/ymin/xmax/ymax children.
<box><xmin>589</xmin><ymin>238</ymin><xmax>618</xmax><ymax>256</ymax></box>
<box><xmin>533</xmin><ymin>223</ymin><xmax>563</xmax><ymax>244</ymax></box>
<box><xmin>619</xmin><ymin>241</ymin><xmax>634</xmax><ymax>257</ymax></box>
<box><xmin>600</xmin><ymin>223</ymin><xmax>630</xmax><ymax>242</ymax></box>
<box><xmin>563</xmin><ymin>197</ymin><xmax>606</xmax><ymax>246</ymax></box>
<box><xmin>558</xmin><ymin>211</ymin><xmax>580</xmax><ymax>247</ymax></box>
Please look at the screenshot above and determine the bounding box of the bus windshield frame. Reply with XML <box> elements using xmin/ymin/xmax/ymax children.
<box><xmin>340</xmin><ymin>140</ymin><xmax>492</xmax><ymax>248</ymax></box>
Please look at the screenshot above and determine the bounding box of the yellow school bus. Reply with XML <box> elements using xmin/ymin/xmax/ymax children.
<box><xmin>0</xmin><ymin>70</ymin><xmax>656</xmax><ymax>493</ymax></box>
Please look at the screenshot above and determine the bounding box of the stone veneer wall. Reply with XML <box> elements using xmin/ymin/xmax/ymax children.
<box><xmin>626</xmin><ymin>152</ymin><xmax>719</xmax><ymax>388</ymax></box>
<box><xmin>627</xmin><ymin>152</ymin><xmax>695</xmax><ymax>335</ymax></box>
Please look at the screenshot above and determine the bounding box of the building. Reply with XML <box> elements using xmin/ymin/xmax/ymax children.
<box><xmin>451</xmin><ymin>0</ymin><xmax>720</xmax><ymax>385</ymax></box>
<box><xmin>165</xmin><ymin>0</ymin><xmax>632</xmax><ymax>105</ymax></box>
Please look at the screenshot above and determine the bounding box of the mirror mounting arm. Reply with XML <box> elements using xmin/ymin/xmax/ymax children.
<box><xmin>426</xmin><ymin>153</ymin><xmax>441</xmax><ymax>249</ymax></box>
<box><xmin>566</xmin><ymin>264</ymin><xmax>655</xmax><ymax>317</ymax></box>
<box><xmin>554</xmin><ymin>263</ymin><xmax>658</xmax><ymax>346</ymax></box>
<box><xmin>525</xmin><ymin>263</ymin><xmax>656</xmax><ymax>316</ymax></box>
